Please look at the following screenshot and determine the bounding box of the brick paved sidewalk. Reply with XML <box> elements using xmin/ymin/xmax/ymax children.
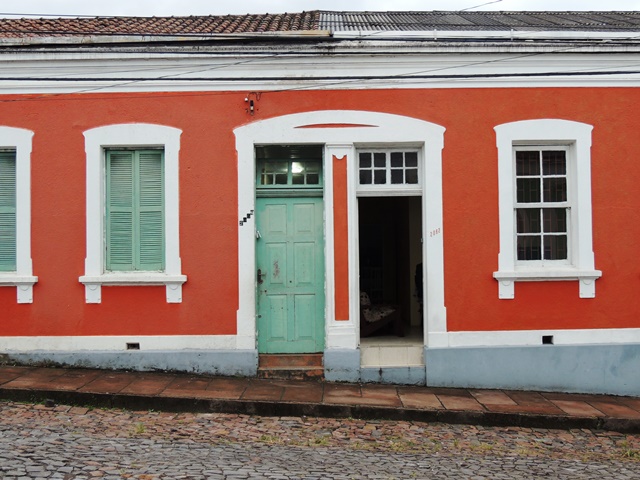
<box><xmin>1</xmin><ymin>365</ymin><xmax>639</xmax><ymax>433</ymax></box>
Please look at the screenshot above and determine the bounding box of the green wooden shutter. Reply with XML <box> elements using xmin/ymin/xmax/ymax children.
<box><xmin>0</xmin><ymin>151</ymin><xmax>16</xmax><ymax>272</ymax></box>
<box><xmin>106</xmin><ymin>149</ymin><xmax>164</xmax><ymax>272</ymax></box>
<box><xmin>137</xmin><ymin>151</ymin><xmax>164</xmax><ymax>270</ymax></box>
<box><xmin>106</xmin><ymin>151</ymin><xmax>135</xmax><ymax>271</ymax></box>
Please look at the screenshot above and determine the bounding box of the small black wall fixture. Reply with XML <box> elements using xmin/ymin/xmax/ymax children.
<box><xmin>244</xmin><ymin>92</ymin><xmax>262</xmax><ymax>115</ymax></box>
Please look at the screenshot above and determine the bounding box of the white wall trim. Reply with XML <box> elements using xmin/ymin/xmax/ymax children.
<box><xmin>79</xmin><ymin>123</ymin><xmax>186</xmax><ymax>303</ymax></box>
<box><xmin>429</xmin><ymin>328</ymin><xmax>640</xmax><ymax>348</ymax></box>
<box><xmin>0</xmin><ymin>335</ymin><xmax>237</xmax><ymax>352</ymax></box>
<box><xmin>1</xmin><ymin>52</ymin><xmax>640</xmax><ymax>95</ymax></box>
<box><xmin>325</xmin><ymin>143</ymin><xmax>356</xmax><ymax>349</ymax></box>
<box><xmin>421</xmin><ymin>127</ymin><xmax>447</xmax><ymax>345</ymax></box>
<box><xmin>493</xmin><ymin>119</ymin><xmax>601</xmax><ymax>299</ymax></box>
<box><xmin>0</xmin><ymin>126</ymin><xmax>36</xmax><ymax>303</ymax></box>
<box><xmin>234</xmin><ymin>111</ymin><xmax>446</xmax><ymax>352</ymax></box>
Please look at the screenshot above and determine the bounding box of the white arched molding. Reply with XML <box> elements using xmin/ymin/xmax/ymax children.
<box><xmin>0</xmin><ymin>127</ymin><xmax>36</xmax><ymax>303</ymax></box>
<box><xmin>79</xmin><ymin>124</ymin><xmax>186</xmax><ymax>303</ymax></box>
<box><xmin>234</xmin><ymin>111</ymin><xmax>446</xmax><ymax>351</ymax></box>
<box><xmin>494</xmin><ymin>119</ymin><xmax>601</xmax><ymax>299</ymax></box>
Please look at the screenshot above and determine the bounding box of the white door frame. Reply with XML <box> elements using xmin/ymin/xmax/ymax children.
<box><xmin>234</xmin><ymin>110</ymin><xmax>446</xmax><ymax>351</ymax></box>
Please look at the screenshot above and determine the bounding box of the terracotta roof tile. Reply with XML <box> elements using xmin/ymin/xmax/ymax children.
<box><xmin>0</xmin><ymin>12</ymin><xmax>322</xmax><ymax>38</ymax></box>
<box><xmin>0</xmin><ymin>11</ymin><xmax>639</xmax><ymax>39</ymax></box>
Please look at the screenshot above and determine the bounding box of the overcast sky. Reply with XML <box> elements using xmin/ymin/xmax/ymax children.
<box><xmin>0</xmin><ymin>0</ymin><xmax>638</xmax><ymax>17</ymax></box>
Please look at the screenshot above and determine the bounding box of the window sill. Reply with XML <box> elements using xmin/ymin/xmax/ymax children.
<box><xmin>493</xmin><ymin>268</ymin><xmax>602</xmax><ymax>299</ymax></box>
<box><xmin>0</xmin><ymin>274</ymin><xmax>38</xmax><ymax>303</ymax></box>
<box><xmin>79</xmin><ymin>272</ymin><xmax>187</xmax><ymax>304</ymax></box>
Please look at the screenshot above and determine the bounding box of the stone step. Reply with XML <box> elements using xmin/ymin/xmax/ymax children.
<box><xmin>258</xmin><ymin>353</ymin><xmax>323</xmax><ymax>368</ymax></box>
<box><xmin>257</xmin><ymin>366</ymin><xmax>324</xmax><ymax>381</ymax></box>
<box><xmin>258</xmin><ymin>354</ymin><xmax>324</xmax><ymax>381</ymax></box>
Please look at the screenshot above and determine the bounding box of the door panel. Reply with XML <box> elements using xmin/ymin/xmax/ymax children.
<box><xmin>256</xmin><ymin>197</ymin><xmax>324</xmax><ymax>353</ymax></box>
<box><xmin>294</xmin><ymin>243</ymin><xmax>315</xmax><ymax>285</ymax></box>
<box><xmin>294</xmin><ymin>294</ymin><xmax>316</xmax><ymax>340</ymax></box>
<box><xmin>267</xmin><ymin>295</ymin><xmax>287</xmax><ymax>342</ymax></box>
<box><xmin>266</xmin><ymin>243</ymin><xmax>287</xmax><ymax>285</ymax></box>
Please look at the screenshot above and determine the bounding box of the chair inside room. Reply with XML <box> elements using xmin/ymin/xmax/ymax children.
<box><xmin>359</xmin><ymin>291</ymin><xmax>404</xmax><ymax>338</ymax></box>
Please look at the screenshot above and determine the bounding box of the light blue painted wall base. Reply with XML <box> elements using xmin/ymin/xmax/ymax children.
<box><xmin>325</xmin><ymin>348</ymin><xmax>427</xmax><ymax>385</ymax></box>
<box><xmin>6</xmin><ymin>344</ymin><xmax>638</xmax><ymax>396</ymax></box>
<box><xmin>360</xmin><ymin>366</ymin><xmax>426</xmax><ymax>385</ymax></box>
<box><xmin>324</xmin><ymin>349</ymin><xmax>360</xmax><ymax>382</ymax></box>
<box><xmin>2</xmin><ymin>350</ymin><xmax>258</xmax><ymax>377</ymax></box>
<box><xmin>425</xmin><ymin>344</ymin><xmax>640</xmax><ymax>396</ymax></box>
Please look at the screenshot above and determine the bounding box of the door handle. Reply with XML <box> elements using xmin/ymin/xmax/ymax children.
<box><xmin>257</xmin><ymin>268</ymin><xmax>265</xmax><ymax>284</ymax></box>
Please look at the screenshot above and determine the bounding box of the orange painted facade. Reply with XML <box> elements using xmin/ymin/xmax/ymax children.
<box><xmin>332</xmin><ymin>154</ymin><xmax>350</xmax><ymax>321</ymax></box>
<box><xmin>1</xmin><ymin>86</ymin><xmax>639</xmax><ymax>336</ymax></box>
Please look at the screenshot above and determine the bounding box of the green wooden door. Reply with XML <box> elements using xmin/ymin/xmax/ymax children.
<box><xmin>256</xmin><ymin>197</ymin><xmax>325</xmax><ymax>353</ymax></box>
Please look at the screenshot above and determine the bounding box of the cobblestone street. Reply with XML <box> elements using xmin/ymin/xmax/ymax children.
<box><xmin>0</xmin><ymin>401</ymin><xmax>639</xmax><ymax>479</ymax></box>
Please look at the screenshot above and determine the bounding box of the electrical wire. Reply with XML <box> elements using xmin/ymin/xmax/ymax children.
<box><xmin>1</xmin><ymin>69</ymin><xmax>639</xmax><ymax>83</ymax></box>
<box><xmin>460</xmin><ymin>0</ymin><xmax>503</xmax><ymax>12</ymax></box>
<box><xmin>0</xmin><ymin>17</ymin><xmax>637</xmax><ymax>103</ymax></box>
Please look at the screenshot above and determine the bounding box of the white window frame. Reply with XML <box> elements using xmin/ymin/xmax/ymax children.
<box><xmin>514</xmin><ymin>145</ymin><xmax>572</xmax><ymax>267</ymax></box>
<box><xmin>0</xmin><ymin>127</ymin><xmax>37</xmax><ymax>303</ymax></box>
<box><xmin>356</xmin><ymin>147</ymin><xmax>422</xmax><ymax>196</ymax></box>
<box><xmin>79</xmin><ymin>124</ymin><xmax>186</xmax><ymax>303</ymax></box>
<box><xmin>494</xmin><ymin>119</ymin><xmax>601</xmax><ymax>299</ymax></box>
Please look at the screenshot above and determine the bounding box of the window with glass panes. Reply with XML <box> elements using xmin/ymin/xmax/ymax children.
<box><xmin>515</xmin><ymin>147</ymin><xmax>569</xmax><ymax>261</ymax></box>
<box><xmin>257</xmin><ymin>160</ymin><xmax>321</xmax><ymax>187</ymax></box>
<box><xmin>358</xmin><ymin>150</ymin><xmax>419</xmax><ymax>186</ymax></box>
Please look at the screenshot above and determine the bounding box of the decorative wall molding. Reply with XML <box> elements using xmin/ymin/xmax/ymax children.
<box><xmin>0</xmin><ymin>126</ymin><xmax>36</xmax><ymax>303</ymax></box>
<box><xmin>234</xmin><ymin>110</ymin><xmax>446</xmax><ymax>352</ymax></box>
<box><xmin>493</xmin><ymin>119</ymin><xmax>601</xmax><ymax>299</ymax></box>
<box><xmin>79</xmin><ymin>123</ymin><xmax>186</xmax><ymax>303</ymax></box>
<box><xmin>0</xmin><ymin>51</ymin><xmax>639</xmax><ymax>94</ymax></box>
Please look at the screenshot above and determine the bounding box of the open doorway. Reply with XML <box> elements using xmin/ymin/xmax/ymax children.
<box><xmin>359</xmin><ymin>196</ymin><xmax>424</xmax><ymax>366</ymax></box>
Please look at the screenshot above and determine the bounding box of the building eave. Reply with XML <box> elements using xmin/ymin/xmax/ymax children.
<box><xmin>0</xmin><ymin>30</ymin><xmax>332</xmax><ymax>48</ymax></box>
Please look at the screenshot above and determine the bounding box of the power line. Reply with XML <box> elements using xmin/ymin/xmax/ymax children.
<box><xmin>0</xmin><ymin>69</ymin><xmax>637</xmax><ymax>84</ymax></box>
<box><xmin>0</xmin><ymin>22</ymin><xmax>636</xmax><ymax>102</ymax></box>
<box><xmin>460</xmin><ymin>0</ymin><xmax>503</xmax><ymax>12</ymax></box>
<box><xmin>3</xmin><ymin>33</ymin><xmax>637</xmax><ymax>85</ymax></box>
<box><xmin>0</xmin><ymin>67</ymin><xmax>635</xmax><ymax>105</ymax></box>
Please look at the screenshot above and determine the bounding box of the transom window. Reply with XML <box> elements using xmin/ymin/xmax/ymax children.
<box><xmin>358</xmin><ymin>150</ymin><xmax>419</xmax><ymax>186</ymax></box>
<box><xmin>515</xmin><ymin>147</ymin><xmax>569</xmax><ymax>262</ymax></box>
<box><xmin>257</xmin><ymin>160</ymin><xmax>321</xmax><ymax>187</ymax></box>
<box><xmin>255</xmin><ymin>145</ymin><xmax>323</xmax><ymax>191</ymax></box>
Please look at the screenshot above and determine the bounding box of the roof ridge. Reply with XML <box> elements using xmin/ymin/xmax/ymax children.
<box><xmin>0</xmin><ymin>11</ymin><xmax>639</xmax><ymax>39</ymax></box>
